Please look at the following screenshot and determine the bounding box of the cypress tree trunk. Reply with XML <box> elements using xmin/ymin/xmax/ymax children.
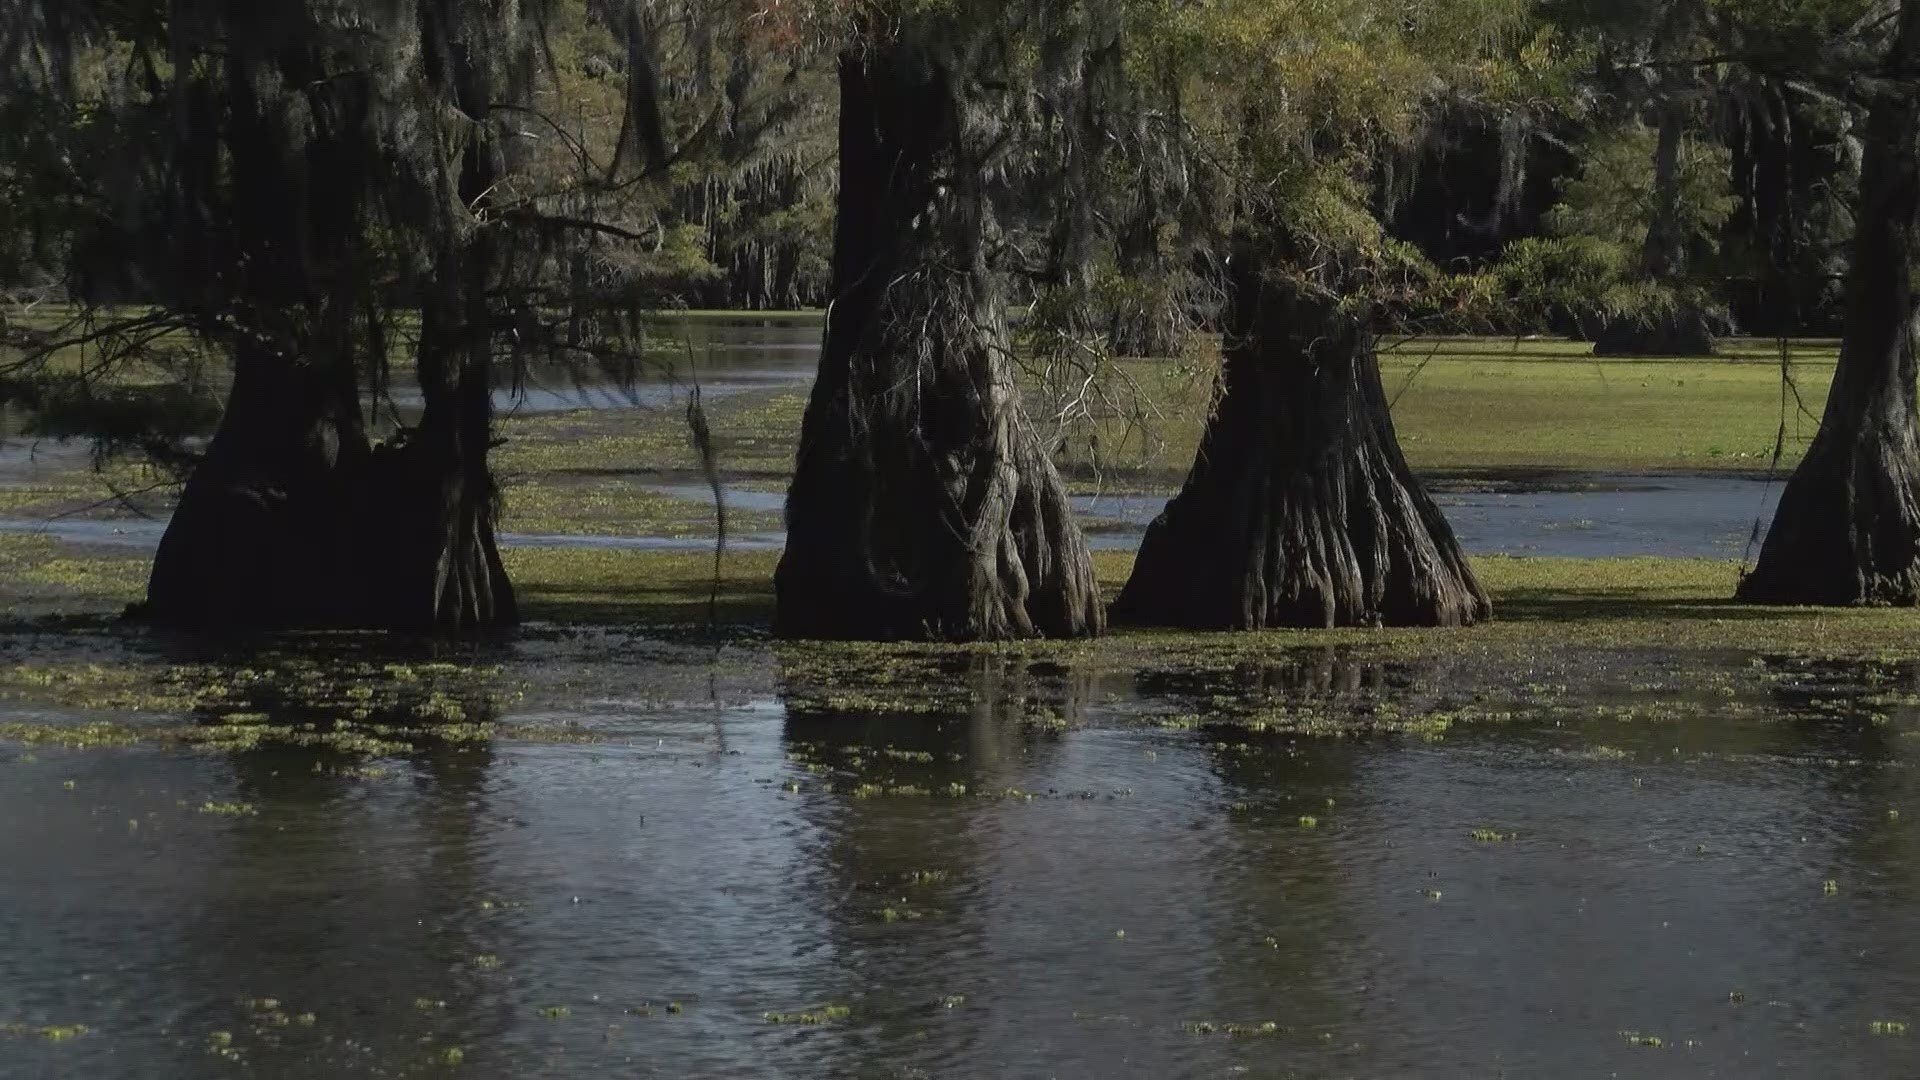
<box><xmin>1594</xmin><ymin>0</ymin><xmax>1716</xmax><ymax>357</ymax></box>
<box><xmin>1737</xmin><ymin>5</ymin><xmax>1920</xmax><ymax>606</ymax></box>
<box><xmin>144</xmin><ymin>346</ymin><xmax>369</xmax><ymax>628</ymax></box>
<box><xmin>363</xmin><ymin>296</ymin><xmax>516</xmax><ymax>634</ymax></box>
<box><xmin>364</xmin><ymin>44</ymin><xmax>517</xmax><ymax>634</ymax></box>
<box><xmin>143</xmin><ymin>20</ymin><xmax>515</xmax><ymax>634</ymax></box>
<box><xmin>142</xmin><ymin>49</ymin><xmax>376</xmax><ymax>630</ymax></box>
<box><xmin>1112</xmin><ymin>246</ymin><xmax>1489</xmax><ymax>630</ymax></box>
<box><xmin>774</xmin><ymin>46</ymin><xmax>1102</xmax><ymax>642</ymax></box>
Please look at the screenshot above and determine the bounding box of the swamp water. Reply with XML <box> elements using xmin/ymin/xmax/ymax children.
<box><xmin>1</xmin><ymin>635</ymin><xmax>1918</xmax><ymax>1078</ymax></box>
<box><xmin>0</xmin><ymin>474</ymin><xmax>1785</xmax><ymax>560</ymax></box>
<box><xmin>3</xmin><ymin>321</ymin><xmax>1913</xmax><ymax>1076</ymax></box>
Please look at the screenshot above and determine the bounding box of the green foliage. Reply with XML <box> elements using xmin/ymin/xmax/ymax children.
<box><xmin>1547</xmin><ymin>124</ymin><xmax>1738</xmax><ymax>254</ymax></box>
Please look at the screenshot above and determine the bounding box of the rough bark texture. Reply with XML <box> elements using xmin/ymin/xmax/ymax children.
<box><xmin>1738</xmin><ymin>5</ymin><xmax>1920</xmax><ymax>606</ymax></box>
<box><xmin>1112</xmin><ymin>249</ymin><xmax>1490</xmax><ymax>630</ymax></box>
<box><xmin>367</xmin><ymin>68</ymin><xmax>519</xmax><ymax>635</ymax></box>
<box><xmin>362</xmin><ymin>297</ymin><xmax>517</xmax><ymax>634</ymax></box>
<box><xmin>774</xmin><ymin>46</ymin><xmax>1102</xmax><ymax>642</ymax></box>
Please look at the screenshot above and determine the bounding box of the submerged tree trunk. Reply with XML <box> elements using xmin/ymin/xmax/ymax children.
<box><xmin>145</xmin><ymin>320</ymin><xmax>514</xmax><ymax>634</ymax></box>
<box><xmin>774</xmin><ymin>46</ymin><xmax>1103</xmax><ymax>641</ymax></box>
<box><xmin>1112</xmin><ymin>246</ymin><xmax>1489</xmax><ymax>630</ymax></box>
<box><xmin>1738</xmin><ymin>5</ymin><xmax>1920</xmax><ymax>606</ymax></box>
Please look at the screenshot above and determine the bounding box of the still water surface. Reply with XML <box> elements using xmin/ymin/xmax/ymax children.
<box><xmin>1</xmin><ymin>639</ymin><xmax>1917</xmax><ymax>1077</ymax></box>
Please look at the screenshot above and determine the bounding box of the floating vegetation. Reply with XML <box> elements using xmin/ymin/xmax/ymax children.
<box><xmin>1621</xmin><ymin>1031</ymin><xmax>1666</xmax><ymax>1048</ymax></box>
<box><xmin>1298</xmin><ymin>815</ymin><xmax>1319</xmax><ymax>829</ymax></box>
<box><xmin>1823</xmin><ymin>879</ymin><xmax>1840</xmax><ymax>897</ymax></box>
<box><xmin>471</xmin><ymin>954</ymin><xmax>502</xmax><ymax>971</ymax></box>
<box><xmin>763</xmin><ymin>1005</ymin><xmax>851</xmax><ymax>1025</ymax></box>
<box><xmin>1183</xmin><ymin>1020</ymin><xmax>1281</xmax><ymax>1037</ymax></box>
<box><xmin>0</xmin><ymin>1023</ymin><xmax>90</xmax><ymax>1043</ymax></box>
<box><xmin>440</xmin><ymin>1046</ymin><xmax>466</xmax><ymax>1065</ymax></box>
<box><xmin>198</xmin><ymin>801</ymin><xmax>257</xmax><ymax>817</ymax></box>
<box><xmin>536</xmin><ymin>1005</ymin><xmax>571</xmax><ymax>1020</ymax></box>
<box><xmin>1870</xmin><ymin>1020</ymin><xmax>1909</xmax><ymax>1036</ymax></box>
<box><xmin>1471</xmin><ymin>829</ymin><xmax>1518</xmax><ymax>843</ymax></box>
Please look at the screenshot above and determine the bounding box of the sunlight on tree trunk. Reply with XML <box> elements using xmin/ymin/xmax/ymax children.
<box><xmin>1114</xmin><ymin>245</ymin><xmax>1489</xmax><ymax>630</ymax></box>
<box><xmin>775</xmin><ymin>45</ymin><xmax>1103</xmax><ymax>642</ymax></box>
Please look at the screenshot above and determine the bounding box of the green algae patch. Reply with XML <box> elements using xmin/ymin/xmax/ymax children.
<box><xmin>507</xmin><ymin>547</ymin><xmax>776</xmax><ymax>626</ymax></box>
<box><xmin>1</xmin><ymin>1022</ymin><xmax>90</xmax><ymax>1042</ymax></box>
<box><xmin>510</xmin><ymin>547</ymin><xmax>1920</xmax><ymax>665</ymax></box>
<box><xmin>499</xmin><ymin>476</ymin><xmax>780</xmax><ymax>540</ymax></box>
<box><xmin>763</xmin><ymin>1004</ymin><xmax>851</xmax><ymax>1025</ymax></box>
<box><xmin>494</xmin><ymin>388</ymin><xmax>808</xmax><ymax>488</ymax></box>
<box><xmin>0</xmin><ymin>534</ymin><xmax>149</xmax><ymax>618</ymax></box>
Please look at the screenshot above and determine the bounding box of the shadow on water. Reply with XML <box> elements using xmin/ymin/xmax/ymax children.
<box><xmin>185</xmin><ymin>733</ymin><xmax>514</xmax><ymax>1077</ymax></box>
<box><xmin>0</xmin><ymin>666</ymin><xmax>520</xmax><ymax>1079</ymax></box>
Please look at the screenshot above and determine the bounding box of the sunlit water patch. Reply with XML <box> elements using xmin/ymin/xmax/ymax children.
<box><xmin>0</xmin><ymin>473</ymin><xmax>1788</xmax><ymax>563</ymax></box>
